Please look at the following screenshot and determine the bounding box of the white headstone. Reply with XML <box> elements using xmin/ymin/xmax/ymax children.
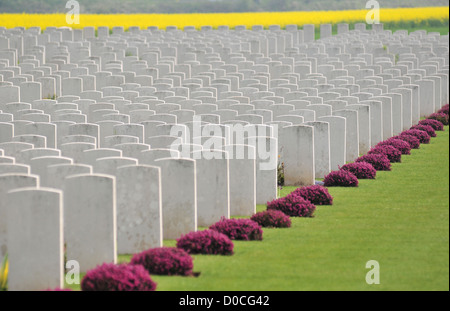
<box><xmin>246</xmin><ymin>136</ymin><xmax>278</xmax><ymax>204</ymax></box>
<box><xmin>0</xmin><ymin>122</ymin><xmax>13</xmax><ymax>143</ymax></box>
<box><xmin>29</xmin><ymin>156</ymin><xmax>73</xmax><ymax>184</ymax></box>
<box><xmin>332</xmin><ymin>109</ymin><xmax>359</xmax><ymax>162</ymax></box>
<box><xmin>6</xmin><ymin>188</ymin><xmax>63</xmax><ymax>291</ymax></box>
<box><xmin>93</xmin><ymin>156</ymin><xmax>137</xmax><ymax>175</ymax></box>
<box><xmin>279</xmin><ymin>125</ymin><xmax>315</xmax><ymax>186</ymax></box>
<box><xmin>360</xmin><ymin>100</ymin><xmax>383</xmax><ymax>147</ymax></box>
<box><xmin>154</xmin><ymin>158</ymin><xmax>197</xmax><ymax>240</ymax></box>
<box><xmin>304</xmin><ymin>121</ymin><xmax>331</xmax><ymax>179</ymax></box>
<box><xmin>0</xmin><ymin>174</ymin><xmax>39</xmax><ymax>258</ymax></box>
<box><xmin>43</xmin><ymin>163</ymin><xmax>92</xmax><ymax>189</ymax></box>
<box><xmin>224</xmin><ymin>144</ymin><xmax>256</xmax><ymax>216</ymax></box>
<box><xmin>317</xmin><ymin>116</ymin><xmax>346</xmax><ymax>171</ymax></box>
<box><xmin>0</xmin><ymin>163</ymin><xmax>30</xmax><ymax>175</ymax></box>
<box><xmin>63</xmin><ymin>174</ymin><xmax>117</xmax><ymax>273</ymax></box>
<box><xmin>346</xmin><ymin>104</ymin><xmax>371</xmax><ymax>154</ymax></box>
<box><xmin>192</xmin><ymin>150</ymin><xmax>230</xmax><ymax>227</ymax></box>
<box><xmin>115</xmin><ymin>165</ymin><xmax>163</xmax><ymax>253</ymax></box>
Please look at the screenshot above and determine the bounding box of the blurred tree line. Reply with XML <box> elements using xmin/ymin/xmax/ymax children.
<box><xmin>0</xmin><ymin>0</ymin><xmax>448</xmax><ymax>13</ymax></box>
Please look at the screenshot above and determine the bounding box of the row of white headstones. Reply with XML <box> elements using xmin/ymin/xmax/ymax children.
<box><xmin>0</xmin><ymin>23</ymin><xmax>449</xmax><ymax>290</ymax></box>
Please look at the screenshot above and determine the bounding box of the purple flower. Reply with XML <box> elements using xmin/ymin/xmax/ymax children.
<box><xmin>368</xmin><ymin>145</ymin><xmax>402</xmax><ymax>163</ymax></box>
<box><xmin>400</xmin><ymin>129</ymin><xmax>431</xmax><ymax>144</ymax></box>
<box><xmin>427</xmin><ymin>112</ymin><xmax>449</xmax><ymax>126</ymax></box>
<box><xmin>437</xmin><ymin>104</ymin><xmax>449</xmax><ymax>116</ymax></box>
<box><xmin>292</xmin><ymin>185</ymin><xmax>333</xmax><ymax>205</ymax></box>
<box><xmin>377</xmin><ymin>138</ymin><xmax>411</xmax><ymax>155</ymax></box>
<box><xmin>130</xmin><ymin>247</ymin><xmax>193</xmax><ymax>276</ymax></box>
<box><xmin>323</xmin><ymin>170</ymin><xmax>359</xmax><ymax>187</ymax></box>
<box><xmin>251</xmin><ymin>210</ymin><xmax>291</xmax><ymax>228</ymax></box>
<box><xmin>340</xmin><ymin>162</ymin><xmax>377</xmax><ymax>179</ymax></box>
<box><xmin>356</xmin><ymin>154</ymin><xmax>391</xmax><ymax>171</ymax></box>
<box><xmin>176</xmin><ymin>230</ymin><xmax>234</xmax><ymax>255</ymax></box>
<box><xmin>209</xmin><ymin>218</ymin><xmax>263</xmax><ymax>241</ymax></box>
<box><xmin>267</xmin><ymin>192</ymin><xmax>316</xmax><ymax>217</ymax></box>
<box><xmin>393</xmin><ymin>134</ymin><xmax>420</xmax><ymax>149</ymax></box>
<box><xmin>418</xmin><ymin>119</ymin><xmax>444</xmax><ymax>131</ymax></box>
<box><xmin>410</xmin><ymin>124</ymin><xmax>436</xmax><ymax>137</ymax></box>
<box><xmin>81</xmin><ymin>263</ymin><xmax>157</xmax><ymax>291</ymax></box>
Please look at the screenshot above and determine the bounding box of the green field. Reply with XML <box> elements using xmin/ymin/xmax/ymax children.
<box><xmin>64</xmin><ymin>126</ymin><xmax>450</xmax><ymax>291</ymax></box>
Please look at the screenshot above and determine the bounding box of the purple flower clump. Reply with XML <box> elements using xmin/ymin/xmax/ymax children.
<box><xmin>267</xmin><ymin>192</ymin><xmax>316</xmax><ymax>217</ymax></box>
<box><xmin>438</xmin><ymin>104</ymin><xmax>449</xmax><ymax>116</ymax></box>
<box><xmin>176</xmin><ymin>230</ymin><xmax>234</xmax><ymax>255</ymax></box>
<box><xmin>410</xmin><ymin>124</ymin><xmax>436</xmax><ymax>137</ymax></box>
<box><xmin>323</xmin><ymin>170</ymin><xmax>359</xmax><ymax>187</ymax></box>
<box><xmin>210</xmin><ymin>218</ymin><xmax>263</xmax><ymax>241</ymax></box>
<box><xmin>427</xmin><ymin>112</ymin><xmax>449</xmax><ymax>126</ymax></box>
<box><xmin>250</xmin><ymin>210</ymin><xmax>291</xmax><ymax>228</ymax></box>
<box><xmin>400</xmin><ymin>129</ymin><xmax>431</xmax><ymax>144</ymax></box>
<box><xmin>393</xmin><ymin>134</ymin><xmax>420</xmax><ymax>149</ymax></box>
<box><xmin>130</xmin><ymin>247</ymin><xmax>193</xmax><ymax>276</ymax></box>
<box><xmin>377</xmin><ymin>138</ymin><xmax>411</xmax><ymax>155</ymax></box>
<box><xmin>292</xmin><ymin>185</ymin><xmax>333</xmax><ymax>205</ymax></box>
<box><xmin>81</xmin><ymin>263</ymin><xmax>157</xmax><ymax>291</ymax></box>
<box><xmin>418</xmin><ymin>119</ymin><xmax>444</xmax><ymax>131</ymax></box>
<box><xmin>340</xmin><ymin>162</ymin><xmax>377</xmax><ymax>179</ymax></box>
<box><xmin>368</xmin><ymin>145</ymin><xmax>402</xmax><ymax>163</ymax></box>
<box><xmin>356</xmin><ymin>154</ymin><xmax>391</xmax><ymax>171</ymax></box>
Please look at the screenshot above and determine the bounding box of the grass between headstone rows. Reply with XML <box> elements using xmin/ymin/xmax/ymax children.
<box><xmin>67</xmin><ymin>126</ymin><xmax>449</xmax><ymax>291</ymax></box>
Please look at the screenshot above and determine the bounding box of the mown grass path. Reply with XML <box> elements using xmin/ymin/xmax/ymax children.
<box><xmin>151</xmin><ymin>127</ymin><xmax>449</xmax><ymax>291</ymax></box>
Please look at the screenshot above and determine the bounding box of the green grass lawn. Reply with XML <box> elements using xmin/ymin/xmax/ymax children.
<box><xmin>79</xmin><ymin>126</ymin><xmax>449</xmax><ymax>292</ymax></box>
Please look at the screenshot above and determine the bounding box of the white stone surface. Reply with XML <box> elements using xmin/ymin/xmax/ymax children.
<box><xmin>360</xmin><ymin>100</ymin><xmax>383</xmax><ymax>147</ymax></box>
<box><xmin>0</xmin><ymin>174</ymin><xmax>39</xmax><ymax>259</ymax></box>
<box><xmin>63</xmin><ymin>174</ymin><xmax>117</xmax><ymax>273</ymax></box>
<box><xmin>44</xmin><ymin>163</ymin><xmax>92</xmax><ymax>188</ymax></box>
<box><xmin>224</xmin><ymin>144</ymin><xmax>256</xmax><ymax>216</ymax></box>
<box><xmin>346</xmin><ymin>104</ymin><xmax>371</xmax><ymax>154</ymax></box>
<box><xmin>192</xmin><ymin>150</ymin><xmax>230</xmax><ymax>227</ymax></box>
<box><xmin>6</xmin><ymin>187</ymin><xmax>63</xmax><ymax>291</ymax></box>
<box><xmin>115</xmin><ymin>165</ymin><xmax>163</xmax><ymax>253</ymax></box>
<box><xmin>317</xmin><ymin>116</ymin><xmax>346</xmax><ymax>171</ymax></box>
<box><xmin>279</xmin><ymin>125</ymin><xmax>315</xmax><ymax>186</ymax></box>
<box><xmin>154</xmin><ymin>158</ymin><xmax>197</xmax><ymax>240</ymax></box>
<box><xmin>304</xmin><ymin>121</ymin><xmax>331</xmax><ymax>179</ymax></box>
<box><xmin>332</xmin><ymin>109</ymin><xmax>359</xmax><ymax>161</ymax></box>
<box><xmin>246</xmin><ymin>136</ymin><xmax>278</xmax><ymax>204</ymax></box>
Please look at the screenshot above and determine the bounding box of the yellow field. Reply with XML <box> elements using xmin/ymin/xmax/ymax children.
<box><xmin>0</xmin><ymin>6</ymin><xmax>448</xmax><ymax>30</ymax></box>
